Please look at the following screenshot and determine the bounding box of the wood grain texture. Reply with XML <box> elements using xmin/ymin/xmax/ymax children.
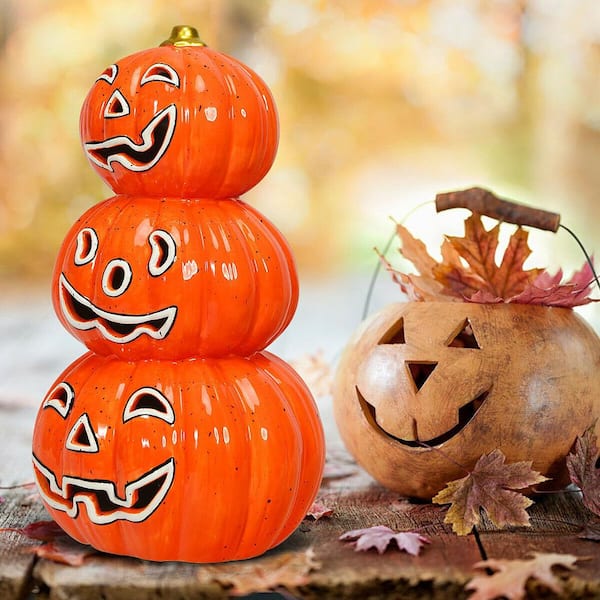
<box><xmin>477</xmin><ymin>491</ymin><xmax>600</xmax><ymax>599</ymax></box>
<box><xmin>30</xmin><ymin>478</ymin><xmax>481</xmax><ymax>600</ymax></box>
<box><xmin>0</xmin><ymin>489</ymin><xmax>48</xmax><ymax>600</ymax></box>
<box><xmin>435</xmin><ymin>187</ymin><xmax>561</xmax><ymax>232</ymax></box>
<box><xmin>1</xmin><ymin>377</ymin><xmax>599</xmax><ymax>598</ymax></box>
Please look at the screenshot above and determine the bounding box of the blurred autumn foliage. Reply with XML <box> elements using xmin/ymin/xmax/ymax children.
<box><xmin>1</xmin><ymin>0</ymin><xmax>599</xmax><ymax>283</ymax></box>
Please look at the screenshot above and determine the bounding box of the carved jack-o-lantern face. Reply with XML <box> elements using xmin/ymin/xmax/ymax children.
<box><xmin>33</xmin><ymin>351</ymin><xmax>325</xmax><ymax>562</ymax></box>
<box><xmin>333</xmin><ymin>302</ymin><xmax>600</xmax><ymax>499</ymax></box>
<box><xmin>80</xmin><ymin>40</ymin><xmax>278</xmax><ymax>198</ymax></box>
<box><xmin>34</xmin><ymin>379</ymin><xmax>176</xmax><ymax>526</ymax></box>
<box><xmin>356</xmin><ymin>312</ymin><xmax>491</xmax><ymax>447</ymax></box>
<box><xmin>52</xmin><ymin>196</ymin><xmax>298</xmax><ymax>360</ymax></box>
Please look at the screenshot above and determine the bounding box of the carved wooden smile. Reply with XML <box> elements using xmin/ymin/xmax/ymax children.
<box><xmin>32</xmin><ymin>455</ymin><xmax>175</xmax><ymax>524</ymax></box>
<box><xmin>58</xmin><ymin>274</ymin><xmax>177</xmax><ymax>343</ymax></box>
<box><xmin>84</xmin><ymin>104</ymin><xmax>176</xmax><ymax>172</ymax></box>
<box><xmin>356</xmin><ymin>387</ymin><xmax>490</xmax><ymax>448</ymax></box>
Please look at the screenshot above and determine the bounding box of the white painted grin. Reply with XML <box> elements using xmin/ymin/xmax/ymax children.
<box><xmin>32</xmin><ymin>455</ymin><xmax>175</xmax><ymax>524</ymax></box>
<box><xmin>59</xmin><ymin>274</ymin><xmax>177</xmax><ymax>344</ymax></box>
<box><xmin>84</xmin><ymin>104</ymin><xmax>177</xmax><ymax>172</ymax></box>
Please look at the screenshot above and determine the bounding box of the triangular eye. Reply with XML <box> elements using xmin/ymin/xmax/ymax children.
<box><xmin>104</xmin><ymin>89</ymin><xmax>130</xmax><ymax>118</ymax></box>
<box><xmin>140</xmin><ymin>63</ymin><xmax>180</xmax><ymax>88</ymax></box>
<box><xmin>148</xmin><ymin>230</ymin><xmax>177</xmax><ymax>276</ymax></box>
<box><xmin>66</xmin><ymin>414</ymin><xmax>99</xmax><ymax>453</ymax></box>
<box><xmin>378</xmin><ymin>317</ymin><xmax>405</xmax><ymax>344</ymax></box>
<box><xmin>43</xmin><ymin>382</ymin><xmax>74</xmax><ymax>418</ymax></box>
<box><xmin>96</xmin><ymin>64</ymin><xmax>118</xmax><ymax>84</ymax></box>
<box><xmin>447</xmin><ymin>319</ymin><xmax>480</xmax><ymax>349</ymax></box>
<box><xmin>124</xmin><ymin>387</ymin><xmax>175</xmax><ymax>424</ymax></box>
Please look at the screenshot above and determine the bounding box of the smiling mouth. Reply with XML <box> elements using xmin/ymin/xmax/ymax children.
<box><xmin>32</xmin><ymin>454</ymin><xmax>175</xmax><ymax>524</ymax></box>
<box><xmin>84</xmin><ymin>104</ymin><xmax>176</xmax><ymax>172</ymax></box>
<box><xmin>357</xmin><ymin>387</ymin><xmax>489</xmax><ymax>448</ymax></box>
<box><xmin>59</xmin><ymin>274</ymin><xmax>177</xmax><ymax>344</ymax></box>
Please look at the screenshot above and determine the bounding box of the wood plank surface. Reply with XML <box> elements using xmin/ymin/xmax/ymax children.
<box><xmin>1</xmin><ymin>397</ymin><xmax>599</xmax><ymax>599</ymax></box>
<box><xmin>477</xmin><ymin>491</ymin><xmax>600</xmax><ymax>599</ymax></box>
<box><xmin>31</xmin><ymin>469</ymin><xmax>481</xmax><ymax>600</ymax></box>
<box><xmin>0</xmin><ymin>488</ymin><xmax>48</xmax><ymax>600</ymax></box>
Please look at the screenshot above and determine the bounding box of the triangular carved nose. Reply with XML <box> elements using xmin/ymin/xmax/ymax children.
<box><xmin>66</xmin><ymin>414</ymin><xmax>99</xmax><ymax>453</ymax></box>
<box><xmin>104</xmin><ymin>89</ymin><xmax>130</xmax><ymax>118</ymax></box>
<box><xmin>406</xmin><ymin>362</ymin><xmax>438</xmax><ymax>391</ymax></box>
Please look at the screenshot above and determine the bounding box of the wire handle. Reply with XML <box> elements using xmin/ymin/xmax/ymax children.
<box><xmin>435</xmin><ymin>187</ymin><xmax>561</xmax><ymax>232</ymax></box>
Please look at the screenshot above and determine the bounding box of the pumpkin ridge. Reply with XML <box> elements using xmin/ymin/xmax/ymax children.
<box><xmin>221</xmin><ymin>201</ymin><xmax>261</xmax><ymax>348</ymax></box>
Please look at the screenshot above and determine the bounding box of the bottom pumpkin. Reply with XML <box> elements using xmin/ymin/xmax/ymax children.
<box><xmin>32</xmin><ymin>351</ymin><xmax>325</xmax><ymax>562</ymax></box>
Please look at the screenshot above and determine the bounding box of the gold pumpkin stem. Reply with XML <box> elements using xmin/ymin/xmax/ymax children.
<box><xmin>160</xmin><ymin>26</ymin><xmax>207</xmax><ymax>47</ymax></box>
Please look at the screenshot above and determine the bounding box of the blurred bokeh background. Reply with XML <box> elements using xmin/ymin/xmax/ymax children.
<box><xmin>1</xmin><ymin>0</ymin><xmax>599</xmax><ymax>288</ymax></box>
<box><xmin>0</xmin><ymin>0</ymin><xmax>599</xmax><ymax>411</ymax></box>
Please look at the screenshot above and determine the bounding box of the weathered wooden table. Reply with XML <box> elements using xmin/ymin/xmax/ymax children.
<box><xmin>1</xmin><ymin>282</ymin><xmax>599</xmax><ymax>599</ymax></box>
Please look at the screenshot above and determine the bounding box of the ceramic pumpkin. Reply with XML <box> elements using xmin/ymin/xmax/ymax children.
<box><xmin>33</xmin><ymin>350</ymin><xmax>325</xmax><ymax>562</ymax></box>
<box><xmin>80</xmin><ymin>26</ymin><xmax>278</xmax><ymax>198</ymax></box>
<box><xmin>52</xmin><ymin>195</ymin><xmax>298</xmax><ymax>359</ymax></box>
<box><xmin>333</xmin><ymin>301</ymin><xmax>600</xmax><ymax>500</ymax></box>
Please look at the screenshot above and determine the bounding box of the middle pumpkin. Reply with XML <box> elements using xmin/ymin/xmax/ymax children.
<box><xmin>53</xmin><ymin>195</ymin><xmax>298</xmax><ymax>360</ymax></box>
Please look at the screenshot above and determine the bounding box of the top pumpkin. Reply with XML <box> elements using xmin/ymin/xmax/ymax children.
<box><xmin>80</xmin><ymin>26</ymin><xmax>279</xmax><ymax>198</ymax></box>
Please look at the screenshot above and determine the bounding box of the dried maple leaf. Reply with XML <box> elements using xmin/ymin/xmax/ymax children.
<box><xmin>1</xmin><ymin>519</ymin><xmax>96</xmax><ymax>566</ymax></box>
<box><xmin>288</xmin><ymin>351</ymin><xmax>333</xmax><ymax>398</ymax></box>
<box><xmin>466</xmin><ymin>552</ymin><xmax>581</xmax><ymax>600</ymax></box>
<box><xmin>388</xmin><ymin>213</ymin><xmax>597</xmax><ymax>306</ymax></box>
<box><xmin>566</xmin><ymin>425</ymin><xmax>600</xmax><ymax>517</ymax></box>
<box><xmin>0</xmin><ymin>520</ymin><xmax>66</xmax><ymax>542</ymax></box>
<box><xmin>197</xmin><ymin>548</ymin><xmax>320</xmax><ymax>596</ymax></box>
<box><xmin>432</xmin><ymin>449</ymin><xmax>548</xmax><ymax>535</ymax></box>
<box><xmin>491</xmin><ymin>261</ymin><xmax>597</xmax><ymax>307</ymax></box>
<box><xmin>339</xmin><ymin>525</ymin><xmax>430</xmax><ymax>556</ymax></box>
<box><xmin>306</xmin><ymin>500</ymin><xmax>334</xmax><ymax>521</ymax></box>
<box><xmin>321</xmin><ymin>449</ymin><xmax>359</xmax><ymax>483</ymax></box>
<box><xmin>30</xmin><ymin>538</ymin><xmax>96</xmax><ymax>566</ymax></box>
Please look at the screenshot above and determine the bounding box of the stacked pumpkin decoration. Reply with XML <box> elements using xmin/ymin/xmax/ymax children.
<box><xmin>33</xmin><ymin>26</ymin><xmax>325</xmax><ymax>563</ymax></box>
<box><xmin>334</xmin><ymin>188</ymin><xmax>600</xmax><ymax>500</ymax></box>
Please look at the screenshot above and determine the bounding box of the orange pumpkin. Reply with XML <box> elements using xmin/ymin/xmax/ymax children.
<box><xmin>79</xmin><ymin>26</ymin><xmax>278</xmax><ymax>198</ymax></box>
<box><xmin>32</xmin><ymin>350</ymin><xmax>325</xmax><ymax>562</ymax></box>
<box><xmin>52</xmin><ymin>195</ymin><xmax>298</xmax><ymax>359</ymax></box>
<box><xmin>333</xmin><ymin>302</ymin><xmax>600</xmax><ymax>499</ymax></box>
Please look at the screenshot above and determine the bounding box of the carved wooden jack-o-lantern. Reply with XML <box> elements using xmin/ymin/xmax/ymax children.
<box><xmin>52</xmin><ymin>195</ymin><xmax>298</xmax><ymax>359</ymax></box>
<box><xmin>33</xmin><ymin>351</ymin><xmax>324</xmax><ymax>562</ymax></box>
<box><xmin>80</xmin><ymin>26</ymin><xmax>278</xmax><ymax>198</ymax></box>
<box><xmin>334</xmin><ymin>301</ymin><xmax>600</xmax><ymax>499</ymax></box>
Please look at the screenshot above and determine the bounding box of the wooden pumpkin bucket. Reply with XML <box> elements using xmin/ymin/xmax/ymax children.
<box><xmin>333</xmin><ymin>188</ymin><xmax>600</xmax><ymax>500</ymax></box>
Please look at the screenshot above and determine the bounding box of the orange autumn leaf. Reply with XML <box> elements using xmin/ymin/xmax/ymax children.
<box><xmin>197</xmin><ymin>548</ymin><xmax>320</xmax><ymax>596</ymax></box>
<box><xmin>437</xmin><ymin>216</ymin><xmax>543</xmax><ymax>298</ymax></box>
<box><xmin>466</xmin><ymin>552</ymin><xmax>582</xmax><ymax>600</ymax></box>
<box><xmin>432</xmin><ymin>449</ymin><xmax>548</xmax><ymax>535</ymax></box>
<box><xmin>386</xmin><ymin>212</ymin><xmax>596</xmax><ymax>306</ymax></box>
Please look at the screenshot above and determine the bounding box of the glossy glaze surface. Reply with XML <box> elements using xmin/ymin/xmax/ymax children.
<box><xmin>80</xmin><ymin>44</ymin><xmax>278</xmax><ymax>198</ymax></box>
<box><xmin>52</xmin><ymin>195</ymin><xmax>298</xmax><ymax>359</ymax></box>
<box><xmin>33</xmin><ymin>351</ymin><xmax>325</xmax><ymax>562</ymax></box>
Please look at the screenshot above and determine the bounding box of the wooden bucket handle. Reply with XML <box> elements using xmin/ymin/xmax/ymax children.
<box><xmin>435</xmin><ymin>187</ymin><xmax>561</xmax><ymax>232</ymax></box>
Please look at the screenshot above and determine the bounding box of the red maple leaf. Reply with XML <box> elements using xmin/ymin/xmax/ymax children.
<box><xmin>0</xmin><ymin>519</ymin><xmax>96</xmax><ymax>566</ymax></box>
<box><xmin>566</xmin><ymin>425</ymin><xmax>600</xmax><ymax>517</ymax></box>
<box><xmin>339</xmin><ymin>525</ymin><xmax>430</xmax><ymax>555</ymax></box>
